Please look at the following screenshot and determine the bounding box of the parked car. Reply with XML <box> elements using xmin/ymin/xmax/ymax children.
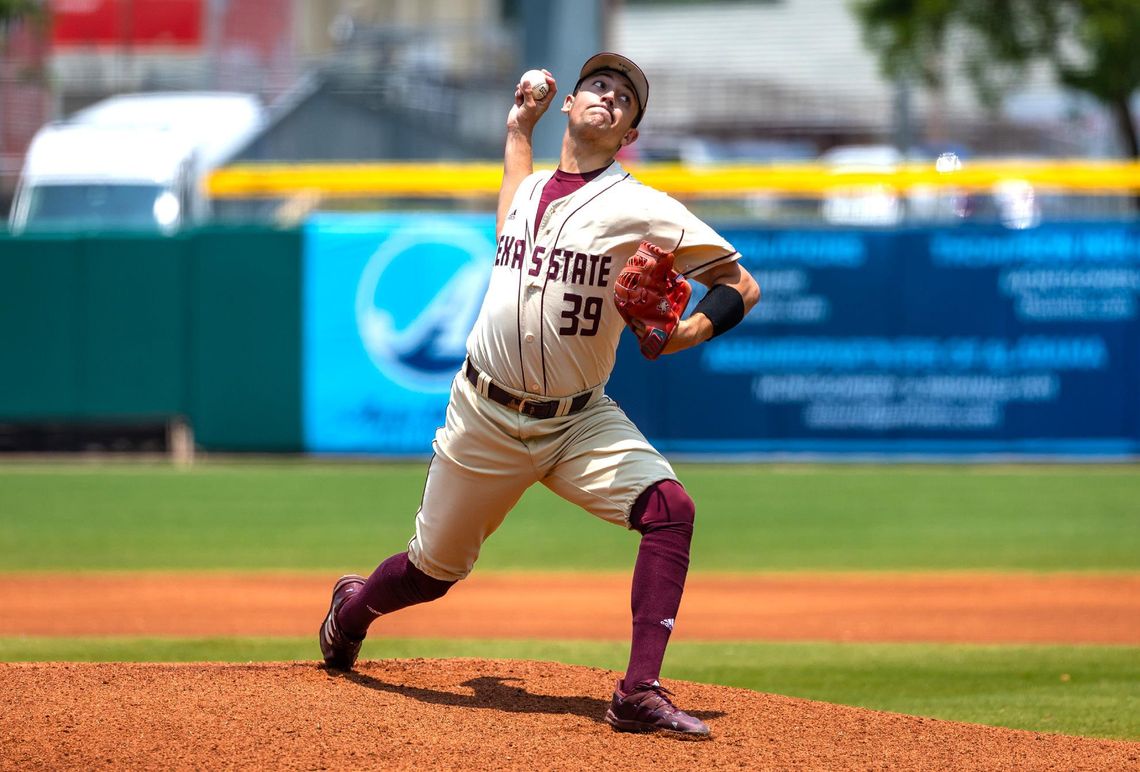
<box><xmin>818</xmin><ymin>144</ymin><xmax>920</xmax><ymax>226</ymax></box>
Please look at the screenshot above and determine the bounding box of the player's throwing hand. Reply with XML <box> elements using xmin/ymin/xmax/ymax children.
<box><xmin>508</xmin><ymin>69</ymin><xmax>556</xmax><ymax>134</ymax></box>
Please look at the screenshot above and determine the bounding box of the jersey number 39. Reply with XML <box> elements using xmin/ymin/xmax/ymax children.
<box><xmin>559</xmin><ymin>293</ymin><xmax>602</xmax><ymax>336</ymax></box>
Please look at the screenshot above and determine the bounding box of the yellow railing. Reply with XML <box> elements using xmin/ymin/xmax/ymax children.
<box><xmin>205</xmin><ymin>160</ymin><xmax>1140</xmax><ymax>199</ymax></box>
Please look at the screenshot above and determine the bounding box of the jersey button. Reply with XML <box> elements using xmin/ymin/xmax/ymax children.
<box><xmin>524</xmin><ymin>333</ymin><xmax>535</xmax><ymax>343</ymax></box>
<box><xmin>530</xmin><ymin>383</ymin><xmax>541</xmax><ymax>392</ymax></box>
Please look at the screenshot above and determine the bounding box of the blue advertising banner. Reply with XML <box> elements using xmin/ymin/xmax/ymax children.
<box><xmin>609</xmin><ymin>224</ymin><xmax>1140</xmax><ymax>456</ymax></box>
<box><xmin>303</xmin><ymin>213</ymin><xmax>495</xmax><ymax>453</ymax></box>
<box><xmin>304</xmin><ymin>216</ymin><xmax>1140</xmax><ymax>457</ymax></box>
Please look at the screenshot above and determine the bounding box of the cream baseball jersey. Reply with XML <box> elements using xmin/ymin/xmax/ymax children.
<box><xmin>467</xmin><ymin>162</ymin><xmax>738</xmax><ymax>397</ymax></box>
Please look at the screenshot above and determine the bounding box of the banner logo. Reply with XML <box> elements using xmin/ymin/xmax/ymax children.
<box><xmin>355</xmin><ymin>222</ymin><xmax>492</xmax><ymax>392</ymax></box>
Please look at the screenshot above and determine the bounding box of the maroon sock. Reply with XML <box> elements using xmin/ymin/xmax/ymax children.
<box><xmin>622</xmin><ymin>480</ymin><xmax>695</xmax><ymax>691</ymax></box>
<box><xmin>337</xmin><ymin>551</ymin><xmax>455</xmax><ymax>638</ymax></box>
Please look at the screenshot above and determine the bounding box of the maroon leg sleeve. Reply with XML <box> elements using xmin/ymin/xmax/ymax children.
<box><xmin>623</xmin><ymin>479</ymin><xmax>695</xmax><ymax>691</ymax></box>
<box><xmin>337</xmin><ymin>551</ymin><xmax>455</xmax><ymax>638</ymax></box>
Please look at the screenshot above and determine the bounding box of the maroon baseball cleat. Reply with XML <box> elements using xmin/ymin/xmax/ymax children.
<box><xmin>604</xmin><ymin>680</ymin><xmax>711</xmax><ymax>739</ymax></box>
<box><xmin>319</xmin><ymin>574</ymin><xmax>366</xmax><ymax>670</ymax></box>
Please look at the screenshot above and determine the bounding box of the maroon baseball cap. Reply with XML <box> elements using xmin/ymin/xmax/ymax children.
<box><xmin>576</xmin><ymin>52</ymin><xmax>649</xmax><ymax>126</ymax></box>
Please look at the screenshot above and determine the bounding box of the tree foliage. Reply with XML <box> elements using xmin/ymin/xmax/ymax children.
<box><xmin>852</xmin><ymin>0</ymin><xmax>1140</xmax><ymax>157</ymax></box>
<box><xmin>0</xmin><ymin>0</ymin><xmax>41</xmax><ymax>25</ymax></box>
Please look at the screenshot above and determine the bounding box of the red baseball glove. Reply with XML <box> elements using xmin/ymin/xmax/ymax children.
<box><xmin>613</xmin><ymin>241</ymin><xmax>692</xmax><ymax>360</ymax></box>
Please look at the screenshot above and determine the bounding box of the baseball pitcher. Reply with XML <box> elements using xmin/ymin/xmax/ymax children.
<box><xmin>321</xmin><ymin>52</ymin><xmax>760</xmax><ymax>739</ymax></box>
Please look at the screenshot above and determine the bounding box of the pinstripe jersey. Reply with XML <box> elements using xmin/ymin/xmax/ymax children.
<box><xmin>466</xmin><ymin>161</ymin><xmax>738</xmax><ymax>397</ymax></box>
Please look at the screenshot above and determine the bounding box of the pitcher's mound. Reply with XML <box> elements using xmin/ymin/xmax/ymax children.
<box><xmin>2</xmin><ymin>658</ymin><xmax>1135</xmax><ymax>770</ymax></box>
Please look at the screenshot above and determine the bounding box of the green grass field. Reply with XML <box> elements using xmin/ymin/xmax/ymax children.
<box><xmin>1</xmin><ymin>461</ymin><xmax>1137</xmax><ymax>739</ymax></box>
<box><xmin>1</xmin><ymin>462</ymin><xmax>1137</xmax><ymax>571</ymax></box>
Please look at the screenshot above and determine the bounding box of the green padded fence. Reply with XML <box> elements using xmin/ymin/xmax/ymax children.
<box><xmin>188</xmin><ymin>228</ymin><xmax>303</xmax><ymax>451</ymax></box>
<box><xmin>0</xmin><ymin>227</ymin><xmax>303</xmax><ymax>451</ymax></box>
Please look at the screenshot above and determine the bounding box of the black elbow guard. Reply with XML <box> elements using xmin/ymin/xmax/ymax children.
<box><xmin>693</xmin><ymin>284</ymin><xmax>746</xmax><ymax>338</ymax></box>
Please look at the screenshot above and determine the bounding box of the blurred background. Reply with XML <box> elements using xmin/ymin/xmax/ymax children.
<box><xmin>2</xmin><ymin>0</ymin><xmax>1139</xmax><ymax>225</ymax></box>
<box><xmin>0</xmin><ymin>0</ymin><xmax>1137</xmax><ymax>458</ymax></box>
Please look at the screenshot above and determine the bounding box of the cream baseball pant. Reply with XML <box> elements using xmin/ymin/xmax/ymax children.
<box><xmin>406</xmin><ymin>369</ymin><xmax>677</xmax><ymax>582</ymax></box>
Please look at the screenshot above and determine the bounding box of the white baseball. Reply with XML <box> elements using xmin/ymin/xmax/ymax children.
<box><xmin>522</xmin><ymin>69</ymin><xmax>549</xmax><ymax>101</ymax></box>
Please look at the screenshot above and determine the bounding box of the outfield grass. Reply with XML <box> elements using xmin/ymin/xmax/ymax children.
<box><xmin>1</xmin><ymin>636</ymin><xmax>1135</xmax><ymax>740</ymax></box>
<box><xmin>0</xmin><ymin>461</ymin><xmax>1137</xmax><ymax>572</ymax></box>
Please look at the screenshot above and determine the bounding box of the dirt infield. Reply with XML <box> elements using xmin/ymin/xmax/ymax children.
<box><xmin>4</xmin><ymin>572</ymin><xmax>1138</xmax><ymax>770</ymax></box>
<box><xmin>2</xmin><ymin>572</ymin><xmax>1138</xmax><ymax>643</ymax></box>
<box><xmin>2</xmin><ymin>658</ymin><xmax>1137</xmax><ymax>771</ymax></box>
